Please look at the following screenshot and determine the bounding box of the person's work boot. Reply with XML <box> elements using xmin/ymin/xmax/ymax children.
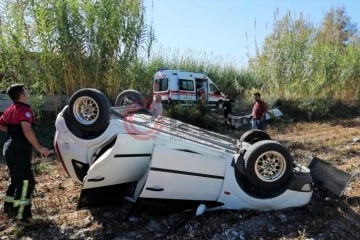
<box><xmin>4</xmin><ymin>206</ymin><xmax>15</xmax><ymax>219</ymax></box>
<box><xmin>16</xmin><ymin>217</ymin><xmax>43</xmax><ymax>227</ymax></box>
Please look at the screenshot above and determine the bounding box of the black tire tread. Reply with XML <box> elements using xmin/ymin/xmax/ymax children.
<box><xmin>240</xmin><ymin>129</ymin><xmax>271</xmax><ymax>144</ymax></box>
<box><xmin>115</xmin><ymin>90</ymin><xmax>146</xmax><ymax>108</ymax></box>
<box><xmin>244</xmin><ymin>140</ymin><xmax>293</xmax><ymax>189</ymax></box>
<box><xmin>68</xmin><ymin>88</ymin><xmax>110</xmax><ymax>132</ymax></box>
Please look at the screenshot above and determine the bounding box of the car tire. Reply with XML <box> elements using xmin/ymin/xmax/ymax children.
<box><xmin>240</xmin><ymin>129</ymin><xmax>271</xmax><ymax>144</ymax></box>
<box><xmin>242</xmin><ymin>117</ymin><xmax>251</xmax><ymax>125</ymax></box>
<box><xmin>244</xmin><ymin>140</ymin><xmax>293</xmax><ymax>189</ymax></box>
<box><xmin>216</xmin><ymin>100</ymin><xmax>224</xmax><ymax>110</ymax></box>
<box><xmin>115</xmin><ymin>90</ymin><xmax>146</xmax><ymax>108</ymax></box>
<box><xmin>68</xmin><ymin>88</ymin><xmax>111</xmax><ymax>132</ymax></box>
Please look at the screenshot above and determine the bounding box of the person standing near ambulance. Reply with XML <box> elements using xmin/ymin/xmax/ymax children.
<box><xmin>150</xmin><ymin>94</ymin><xmax>164</xmax><ymax>116</ymax></box>
<box><xmin>0</xmin><ymin>83</ymin><xmax>50</xmax><ymax>226</ymax></box>
<box><xmin>223</xmin><ymin>95</ymin><xmax>232</xmax><ymax>130</ymax></box>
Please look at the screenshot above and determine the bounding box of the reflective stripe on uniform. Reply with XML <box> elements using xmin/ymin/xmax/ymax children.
<box><xmin>13</xmin><ymin>199</ymin><xmax>30</xmax><ymax>207</ymax></box>
<box><xmin>5</xmin><ymin>196</ymin><xmax>14</xmax><ymax>203</ymax></box>
<box><xmin>16</xmin><ymin>180</ymin><xmax>29</xmax><ymax>220</ymax></box>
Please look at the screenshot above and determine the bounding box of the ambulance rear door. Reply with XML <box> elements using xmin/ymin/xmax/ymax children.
<box><xmin>153</xmin><ymin>71</ymin><xmax>170</xmax><ymax>101</ymax></box>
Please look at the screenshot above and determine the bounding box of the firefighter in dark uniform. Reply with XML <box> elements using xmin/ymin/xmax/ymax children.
<box><xmin>0</xmin><ymin>83</ymin><xmax>50</xmax><ymax>226</ymax></box>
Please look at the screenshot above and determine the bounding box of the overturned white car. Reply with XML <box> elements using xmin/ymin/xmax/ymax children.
<box><xmin>54</xmin><ymin>88</ymin><xmax>313</xmax><ymax>215</ymax></box>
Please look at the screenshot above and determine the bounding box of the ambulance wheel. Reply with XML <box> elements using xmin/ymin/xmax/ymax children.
<box><xmin>216</xmin><ymin>100</ymin><xmax>224</xmax><ymax>110</ymax></box>
<box><xmin>68</xmin><ymin>88</ymin><xmax>111</xmax><ymax>132</ymax></box>
<box><xmin>244</xmin><ymin>140</ymin><xmax>293</xmax><ymax>189</ymax></box>
<box><xmin>240</xmin><ymin>130</ymin><xmax>271</xmax><ymax>145</ymax></box>
<box><xmin>115</xmin><ymin>90</ymin><xmax>146</xmax><ymax>108</ymax></box>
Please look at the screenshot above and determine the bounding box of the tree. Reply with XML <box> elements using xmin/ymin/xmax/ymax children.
<box><xmin>249</xmin><ymin>11</ymin><xmax>315</xmax><ymax>98</ymax></box>
<box><xmin>248</xmin><ymin>7</ymin><xmax>360</xmax><ymax>119</ymax></box>
<box><xmin>316</xmin><ymin>6</ymin><xmax>358</xmax><ymax>47</ymax></box>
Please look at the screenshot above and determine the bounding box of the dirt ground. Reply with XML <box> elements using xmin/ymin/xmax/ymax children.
<box><xmin>0</xmin><ymin>118</ymin><xmax>359</xmax><ymax>240</ymax></box>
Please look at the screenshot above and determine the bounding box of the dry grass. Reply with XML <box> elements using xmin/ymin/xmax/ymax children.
<box><xmin>267</xmin><ymin>118</ymin><xmax>360</xmax><ymax>172</ymax></box>
<box><xmin>0</xmin><ymin>118</ymin><xmax>359</xmax><ymax>239</ymax></box>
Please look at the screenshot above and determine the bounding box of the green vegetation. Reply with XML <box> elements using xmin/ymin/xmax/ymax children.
<box><xmin>0</xmin><ymin>0</ymin><xmax>154</xmax><ymax>98</ymax></box>
<box><xmin>0</xmin><ymin>2</ymin><xmax>359</xmax><ymax>122</ymax></box>
<box><xmin>249</xmin><ymin>7</ymin><xmax>360</xmax><ymax>119</ymax></box>
<box><xmin>167</xmin><ymin>104</ymin><xmax>221</xmax><ymax>131</ymax></box>
<box><xmin>33</xmin><ymin>161</ymin><xmax>51</xmax><ymax>175</ymax></box>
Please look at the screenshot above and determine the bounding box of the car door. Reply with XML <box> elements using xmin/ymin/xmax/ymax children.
<box><xmin>179</xmin><ymin>78</ymin><xmax>196</xmax><ymax>103</ymax></box>
<box><xmin>208</xmin><ymin>83</ymin><xmax>223</xmax><ymax>106</ymax></box>
<box><xmin>195</xmin><ymin>79</ymin><xmax>208</xmax><ymax>104</ymax></box>
<box><xmin>77</xmin><ymin>134</ymin><xmax>154</xmax><ymax>209</ymax></box>
<box><xmin>139</xmin><ymin>146</ymin><xmax>226</xmax><ymax>201</ymax></box>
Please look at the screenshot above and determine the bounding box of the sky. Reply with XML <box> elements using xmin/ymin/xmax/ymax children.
<box><xmin>143</xmin><ymin>0</ymin><xmax>360</xmax><ymax>67</ymax></box>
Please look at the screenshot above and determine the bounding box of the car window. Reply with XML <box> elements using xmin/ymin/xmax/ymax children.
<box><xmin>209</xmin><ymin>84</ymin><xmax>219</xmax><ymax>93</ymax></box>
<box><xmin>179</xmin><ymin>79</ymin><xmax>194</xmax><ymax>91</ymax></box>
<box><xmin>154</xmin><ymin>78</ymin><xmax>168</xmax><ymax>91</ymax></box>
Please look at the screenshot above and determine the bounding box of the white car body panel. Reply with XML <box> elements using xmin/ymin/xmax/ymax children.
<box><xmin>140</xmin><ymin>146</ymin><xmax>226</xmax><ymax>200</ymax></box>
<box><xmin>230</xmin><ymin>108</ymin><xmax>284</xmax><ymax>129</ymax></box>
<box><xmin>82</xmin><ymin>134</ymin><xmax>154</xmax><ymax>189</ymax></box>
<box><xmin>215</xmin><ymin>158</ymin><xmax>313</xmax><ymax>211</ymax></box>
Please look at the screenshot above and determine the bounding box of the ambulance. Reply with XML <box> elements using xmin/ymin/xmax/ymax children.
<box><xmin>153</xmin><ymin>69</ymin><xmax>226</xmax><ymax>108</ymax></box>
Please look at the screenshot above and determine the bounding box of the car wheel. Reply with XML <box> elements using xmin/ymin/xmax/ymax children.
<box><xmin>240</xmin><ymin>129</ymin><xmax>271</xmax><ymax>144</ymax></box>
<box><xmin>216</xmin><ymin>100</ymin><xmax>224</xmax><ymax>110</ymax></box>
<box><xmin>68</xmin><ymin>88</ymin><xmax>111</xmax><ymax>132</ymax></box>
<box><xmin>242</xmin><ymin>117</ymin><xmax>251</xmax><ymax>125</ymax></box>
<box><xmin>244</xmin><ymin>140</ymin><xmax>293</xmax><ymax>189</ymax></box>
<box><xmin>115</xmin><ymin>90</ymin><xmax>146</xmax><ymax>108</ymax></box>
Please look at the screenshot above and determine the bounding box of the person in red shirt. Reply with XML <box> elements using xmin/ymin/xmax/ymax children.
<box><xmin>251</xmin><ymin>92</ymin><xmax>268</xmax><ymax>130</ymax></box>
<box><xmin>0</xmin><ymin>83</ymin><xmax>50</xmax><ymax>226</ymax></box>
